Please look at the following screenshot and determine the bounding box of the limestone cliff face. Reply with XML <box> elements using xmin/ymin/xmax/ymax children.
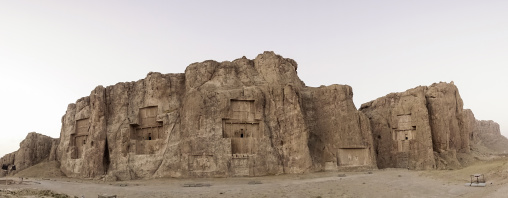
<box><xmin>3</xmin><ymin>52</ymin><xmax>507</xmax><ymax>179</ymax></box>
<box><xmin>425</xmin><ymin>82</ymin><xmax>470</xmax><ymax>154</ymax></box>
<box><xmin>57</xmin><ymin>52</ymin><xmax>376</xmax><ymax>180</ymax></box>
<box><xmin>360</xmin><ymin>86</ymin><xmax>435</xmax><ymax>169</ymax></box>
<box><xmin>0</xmin><ymin>152</ymin><xmax>16</xmax><ymax>167</ymax></box>
<box><xmin>303</xmin><ymin>85</ymin><xmax>376</xmax><ymax>171</ymax></box>
<box><xmin>0</xmin><ymin>132</ymin><xmax>57</xmax><ymax>176</ymax></box>
<box><xmin>15</xmin><ymin>132</ymin><xmax>55</xmax><ymax>171</ymax></box>
<box><xmin>0</xmin><ymin>152</ymin><xmax>16</xmax><ymax>176</ymax></box>
<box><xmin>474</xmin><ymin>120</ymin><xmax>508</xmax><ymax>154</ymax></box>
<box><xmin>461</xmin><ymin>109</ymin><xmax>476</xmax><ymax>151</ymax></box>
<box><xmin>360</xmin><ymin>82</ymin><xmax>507</xmax><ymax>170</ymax></box>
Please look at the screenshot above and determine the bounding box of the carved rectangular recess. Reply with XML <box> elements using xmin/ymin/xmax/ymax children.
<box><xmin>392</xmin><ymin>114</ymin><xmax>415</xmax><ymax>152</ymax></box>
<box><xmin>223</xmin><ymin>121</ymin><xmax>260</xmax><ymax>154</ymax></box>
<box><xmin>232</xmin><ymin>158</ymin><xmax>250</xmax><ymax>176</ymax></box>
<box><xmin>139</xmin><ymin>106</ymin><xmax>160</xmax><ymax>127</ymax></box>
<box><xmin>337</xmin><ymin>148</ymin><xmax>370</xmax><ymax>166</ymax></box>
<box><xmin>136</xmin><ymin>127</ymin><xmax>160</xmax><ymax>141</ymax></box>
<box><xmin>223</xmin><ymin>100</ymin><xmax>260</xmax><ymax>155</ymax></box>
<box><xmin>394</xmin><ymin>130</ymin><xmax>414</xmax><ymax>141</ymax></box>
<box><xmin>74</xmin><ymin>135</ymin><xmax>88</xmax><ymax>159</ymax></box>
<box><xmin>188</xmin><ymin>155</ymin><xmax>216</xmax><ymax>173</ymax></box>
<box><xmin>72</xmin><ymin>118</ymin><xmax>90</xmax><ymax>159</ymax></box>
<box><xmin>230</xmin><ymin>100</ymin><xmax>255</xmax><ymax>121</ymax></box>
<box><xmin>75</xmin><ymin>118</ymin><xmax>90</xmax><ymax>135</ymax></box>
<box><xmin>397</xmin><ymin>140</ymin><xmax>410</xmax><ymax>152</ymax></box>
<box><xmin>222</xmin><ymin>122</ymin><xmax>260</xmax><ymax>138</ymax></box>
<box><xmin>397</xmin><ymin>114</ymin><xmax>412</xmax><ymax>130</ymax></box>
<box><xmin>131</xmin><ymin>106</ymin><xmax>163</xmax><ymax>155</ymax></box>
<box><xmin>231</xmin><ymin>138</ymin><xmax>256</xmax><ymax>154</ymax></box>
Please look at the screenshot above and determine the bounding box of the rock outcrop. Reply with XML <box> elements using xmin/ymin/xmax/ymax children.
<box><xmin>360</xmin><ymin>82</ymin><xmax>508</xmax><ymax>170</ymax></box>
<box><xmin>0</xmin><ymin>132</ymin><xmax>57</xmax><ymax>176</ymax></box>
<box><xmin>359</xmin><ymin>85</ymin><xmax>436</xmax><ymax>169</ymax></box>
<box><xmin>302</xmin><ymin>85</ymin><xmax>376</xmax><ymax>171</ymax></box>
<box><xmin>0</xmin><ymin>152</ymin><xmax>16</xmax><ymax>177</ymax></box>
<box><xmin>14</xmin><ymin>132</ymin><xmax>55</xmax><ymax>171</ymax></box>
<box><xmin>473</xmin><ymin>120</ymin><xmax>508</xmax><ymax>154</ymax></box>
<box><xmin>57</xmin><ymin>52</ymin><xmax>376</xmax><ymax>180</ymax></box>
<box><xmin>2</xmin><ymin>52</ymin><xmax>506</xmax><ymax>180</ymax></box>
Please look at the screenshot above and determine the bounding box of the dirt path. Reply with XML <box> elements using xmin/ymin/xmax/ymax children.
<box><xmin>2</xmin><ymin>159</ymin><xmax>508</xmax><ymax>198</ymax></box>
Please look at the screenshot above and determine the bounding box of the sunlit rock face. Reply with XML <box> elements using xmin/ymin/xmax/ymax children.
<box><xmin>57</xmin><ymin>52</ymin><xmax>376</xmax><ymax>180</ymax></box>
<box><xmin>15</xmin><ymin>132</ymin><xmax>56</xmax><ymax>171</ymax></box>
<box><xmin>360</xmin><ymin>82</ymin><xmax>508</xmax><ymax>170</ymax></box>
<box><xmin>3</xmin><ymin>52</ymin><xmax>507</xmax><ymax>180</ymax></box>
<box><xmin>0</xmin><ymin>132</ymin><xmax>57</xmax><ymax>176</ymax></box>
<box><xmin>360</xmin><ymin>86</ymin><xmax>436</xmax><ymax>170</ymax></box>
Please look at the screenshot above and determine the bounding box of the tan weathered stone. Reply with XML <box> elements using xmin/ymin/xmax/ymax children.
<box><xmin>0</xmin><ymin>152</ymin><xmax>16</xmax><ymax>177</ymax></box>
<box><xmin>53</xmin><ymin>51</ymin><xmax>374</xmax><ymax>180</ymax></box>
<box><xmin>360</xmin><ymin>86</ymin><xmax>435</xmax><ymax>170</ymax></box>
<box><xmin>360</xmin><ymin>82</ymin><xmax>508</xmax><ymax>170</ymax></box>
<box><xmin>474</xmin><ymin>120</ymin><xmax>508</xmax><ymax>154</ymax></box>
<box><xmin>0</xmin><ymin>132</ymin><xmax>57</xmax><ymax>176</ymax></box>
<box><xmin>14</xmin><ymin>132</ymin><xmax>54</xmax><ymax>172</ymax></box>
<box><xmin>303</xmin><ymin>85</ymin><xmax>376</xmax><ymax>171</ymax></box>
<box><xmin>2</xmin><ymin>52</ymin><xmax>506</xmax><ymax>180</ymax></box>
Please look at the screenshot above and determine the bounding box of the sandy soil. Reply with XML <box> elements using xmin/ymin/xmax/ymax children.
<box><xmin>2</xmin><ymin>158</ymin><xmax>508</xmax><ymax>198</ymax></box>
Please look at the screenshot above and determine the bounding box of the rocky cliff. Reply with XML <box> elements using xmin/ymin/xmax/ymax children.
<box><xmin>473</xmin><ymin>120</ymin><xmax>508</xmax><ymax>154</ymax></box>
<box><xmin>2</xmin><ymin>52</ymin><xmax>506</xmax><ymax>179</ymax></box>
<box><xmin>0</xmin><ymin>152</ymin><xmax>16</xmax><ymax>177</ymax></box>
<box><xmin>302</xmin><ymin>85</ymin><xmax>376</xmax><ymax>171</ymax></box>
<box><xmin>56</xmin><ymin>52</ymin><xmax>376</xmax><ymax>180</ymax></box>
<box><xmin>0</xmin><ymin>132</ymin><xmax>57</xmax><ymax>176</ymax></box>
<box><xmin>360</xmin><ymin>82</ymin><xmax>508</xmax><ymax>170</ymax></box>
<box><xmin>359</xmin><ymin>86</ymin><xmax>436</xmax><ymax>169</ymax></box>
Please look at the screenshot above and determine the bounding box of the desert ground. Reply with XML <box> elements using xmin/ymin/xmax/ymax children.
<box><xmin>2</xmin><ymin>158</ymin><xmax>508</xmax><ymax>198</ymax></box>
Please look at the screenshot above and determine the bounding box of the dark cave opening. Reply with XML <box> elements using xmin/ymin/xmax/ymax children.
<box><xmin>103</xmin><ymin>138</ymin><xmax>111</xmax><ymax>174</ymax></box>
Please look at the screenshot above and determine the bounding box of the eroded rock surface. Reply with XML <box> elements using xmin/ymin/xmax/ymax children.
<box><xmin>0</xmin><ymin>132</ymin><xmax>57</xmax><ymax>176</ymax></box>
<box><xmin>359</xmin><ymin>86</ymin><xmax>435</xmax><ymax>169</ymax></box>
<box><xmin>2</xmin><ymin>52</ymin><xmax>506</xmax><ymax>179</ymax></box>
<box><xmin>0</xmin><ymin>152</ymin><xmax>16</xmax><ymax>177</ymax></box>
<box><xmin>15</xmin><ymin>132</ymin><xmax>55</xmax><ymax>171</ymax></box>
<box><xmin>57</xmin><ymin>52</ymin><xmax>376</xmax><ymax>180</ymax></box>
<box><xmin>473</xmin><ymin>120</ymin><xmax>508</xmax><ymax>154</ymax></box>
<box><xmin>303</xmin><ymin>85</ymin><xmax>376</xmax><ymax>171</ymax></box>
<box><xmin>360</xmin><ymin>82</ymin><xmax>508</xmax><ymax>170</ymax></box>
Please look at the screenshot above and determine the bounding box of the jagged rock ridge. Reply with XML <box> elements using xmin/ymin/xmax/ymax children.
<box><xmin>1</xmin><ymin>52</ymin><xmax>506</xmax><ymax>180</ymax></box>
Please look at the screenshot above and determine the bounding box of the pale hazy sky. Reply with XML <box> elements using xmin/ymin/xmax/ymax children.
<box><xmin>1</xmin><ymin>1</ymin><xmax>507</xmax><ymax>157</ymax></box>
